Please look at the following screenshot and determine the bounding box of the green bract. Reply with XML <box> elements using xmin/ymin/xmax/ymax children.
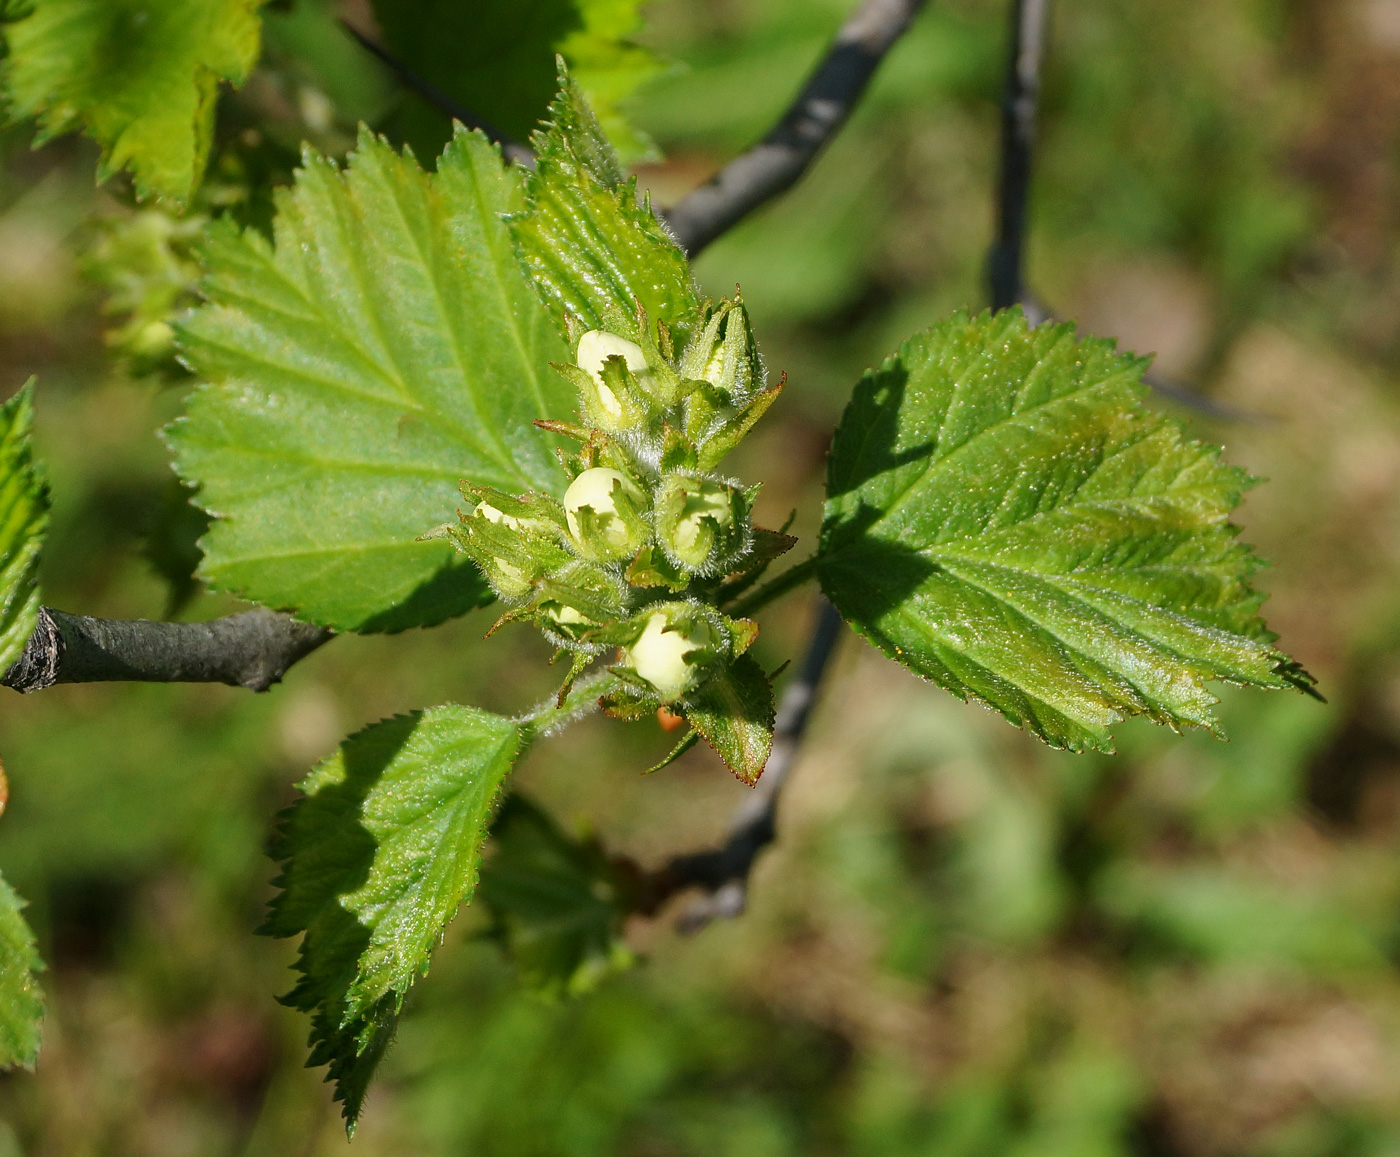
<box><xmin>264</xmin><ymin>705</ymin><xmax>521</xmax><ymax>1129</ymax></box>
<box><xmin>819</xmin><ymin>309</ymin><xmax>1313</xmax><ymax>753</ymax></box>
<box><xmin>0</xmin><ymin>0</ymin><xmax>265</xmax><ymax>203</ymax></box>
<box><xmin>170</xmin><ymin>127</ymin><xmax>574</xmax><ymax>632</ymax></box>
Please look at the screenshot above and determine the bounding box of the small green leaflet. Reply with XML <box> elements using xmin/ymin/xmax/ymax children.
<box><xmin>263</xmin><ymin>705</ymin><xmax>521</xmax><ymax>1130</ymax></box>
<box><xmin>0</xmin><ymin>382</ymin><xmax>47</xmax><ymax>671</ymax></box>
<box><xmin>511</xmin><ymin>73</ymin><xmax>700</xmax><ymax>347</ymax></box>
<box><xmin>478</xmin><ymin>794</ymin><xmax>632</xmax><ymax>998</ymax></box>
<box><xmin>820</xmin><ymin>309</ymin><xmax>1313</xmax><ymax>754</ymax></box>
<box><xmin>0</xmin><ymin>0</ymin><xmax>264</xmax><ymax>204</ymax></box>
<box><xmin>0</xmin><ymin>871</ymin><xmax>43</xmax><ymax>1070</ymax></box>
<box><xmin>370</xmin><ymin>0</ymin><xmax>664</xmax><ymax>163</ymax></box>
<box><xmin>170</xmin><ymin>127</ymin><xmax>574</xmax><ymax>632</ymax></box>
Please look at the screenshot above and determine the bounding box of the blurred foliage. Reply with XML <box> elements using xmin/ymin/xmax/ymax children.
<box><xmin>0</xmin><ymin>0</ymin><xmax>1398</xmax><ymax>1153</ymax></box>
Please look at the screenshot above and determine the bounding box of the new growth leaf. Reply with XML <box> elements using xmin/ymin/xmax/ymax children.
<box><xmin>170</xmin><ymin>127</ymin><xmax>574</xmax><ymax>632</ymax></box>
<box><xmin>820</xmin><ymin>309</ymin><xmax>1312</xmax><ymax>753</ymax></box>
<box><xmin>263</xmin><ymin>705</ymin><xmax>521</xmax><ymax>1129</ymax></box>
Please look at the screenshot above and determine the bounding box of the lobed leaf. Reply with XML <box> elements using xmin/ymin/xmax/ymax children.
<box><xmin>1</xmin><ymin>0</ymin><xmax>264</xmax><ymax>204</ymax></box>
<box><xmin>263</xmin><ymin>704</ymin><xmax>521</xmax><ymax>1130</ymax></box>
<box><xmin>820</xmin><ymin>309</ymin><xmax>1312</xmax><ymax>754</ymax></box>
<box><xmin>510</xmin><ymin>73</ymin><xmax>700</xmax><ymax>347</ymax></box>
<box><xmin>0</xmin><ymin>382</ymin><xmax>47</xmax><ymax>671</ymax></box>
<box><xmin>0</xmin><ymin>871</ymin><xmax>43</xmax><ymax>1070</ymax></box>
<box><xmin>370</xmin><ymin>0</ymin><xmax>664</xmax><ymax>163</ymax></box>
<box><xmin>170</xmin><ymin>127</ymin><xmax>574</xmax><ymax>632</ymax></box>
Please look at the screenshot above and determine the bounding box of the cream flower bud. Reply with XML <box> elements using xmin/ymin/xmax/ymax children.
<box><xmin>626</xmin><ymin>610</ymin><xmax>715</xmax><ymax>701</ymax></box>
<box><xmin>576</xmin><ymin>331</ymin><xmax>648</xmax><ymax>420</ymax></box>
<box><xmin>564</xmin><ymin>467</ymin><xmax>646</xmax><ymax>555</ymax></box>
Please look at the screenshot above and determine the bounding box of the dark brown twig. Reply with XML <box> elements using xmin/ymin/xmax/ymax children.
<box><xmin>2</xmin><ymin>607</ymin><xmax>331</xmax><ymax>694</ymax></box>
<box><xmin>664</xmin><ymin>0</ymin><xmax>928</xmax><ymax>257</ymax></box>
<box><xmin>988</xmin><ymin>0</ymin><xmax>1052</xmax><ymax>311</ymax></box>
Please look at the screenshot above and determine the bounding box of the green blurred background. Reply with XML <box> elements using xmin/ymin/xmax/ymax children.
<box><xmin>4</xmin><ymin>0</ymin><xmax>1400</xmax><ymax>1152</ymax></box>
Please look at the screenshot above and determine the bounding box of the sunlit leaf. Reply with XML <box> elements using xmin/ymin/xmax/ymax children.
<box><xmin>0</xmin><ymin>0</ymin><xmax>265</xmax><ymax>203</ymax></box>
<box><xmin>820</xmin><ymin>308</ymin><xmax>1312</xmax><ymax>753</ymax></box>
<box><xmin>510</xmin><ymin>74</ymin><xmax>699</xmax><ymax>347</ymax></box>
<box><xmin>263</xmin><ymin>704</ymin><xmax>521</xmax><ymax>1130</ymax></box>
<box><xmin>169</xmin><ymin>127</ymin><xmax>573</xmax><ymax>632</ymax></box>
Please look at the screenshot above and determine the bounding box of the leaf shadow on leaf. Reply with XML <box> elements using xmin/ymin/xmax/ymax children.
<box><xmin>818</xmin><ymin>533</ymin><xmax>937</xmax><ymax>633</ymax></box>
<box><xmin>264</xmin><ymin>714</ymin><xmax>418</xmax><ymax>1128</ymax></box>
<box><xmin>823</xmin><ymin>358</ymin><xmax>932</xmax><ymax>512</ymax></box>
<box><xmin>355</xmin><ymin>557</ymin><xmax>494</xmax><ymax>634</ymax></box>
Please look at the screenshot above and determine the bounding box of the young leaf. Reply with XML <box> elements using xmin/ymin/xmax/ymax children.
<box><xmin>0</xmin><ymin>382</ymin><xmax>49</xmax><ymax>671</ymax></box>
<box><xmin>685</xmin><ymin>654</ymin><xmax>775</xmax><ymax>785</ymax></box>
<box><xmin>820</xmin><ymin>309</ymin><xmax>1312</xmax><ymax>754</ymax></box>
<box><xmin>369</xmin><ymin>0</ymin><xmax>665</xmax><ymax>163</ymax></box>
<box><xmin>477</xmin><ymin>794</ymin><xmax>632</xmax><ymax>998</ymax></box>
<box><xmin>510</xmin><ymin>73</ymin><xmax>700</xmax><ymax>346</ymax></box>
<box><xmin>0</xmin><ymin>872</ymin><xmax>44</xmax><ymax>1070</ymax></box>
<box><xmin>170</xmin><ymin>127</ymin><xmax>574</xmax><ymax>632</ymax></box>
<box><xmin>263</xmin><ymin>704</ymin><xmax>521</xmax><ymax>1130</ymax></box>
<box><xmin>0</xmin><ymin>0</ymin><xmax>264</xmax><ymax>204</ymax></box>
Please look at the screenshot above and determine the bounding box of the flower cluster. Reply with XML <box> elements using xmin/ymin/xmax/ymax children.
<box><xmin>445</xmin><ymin>298</ymin><xmax>791</xmax><ymax>710</ymax></box>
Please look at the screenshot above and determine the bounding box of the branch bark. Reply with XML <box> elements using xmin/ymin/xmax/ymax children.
<box><xmin>664</xmin><ymin>0</ymin><xmax>928</xmax><ymax>257</ymax></box>
<box><xmin>2</xmin><ymin>608</ymin><xmax>332</xmax><ymax>694</ymax></box>
<box><xmin>988</xmin><ymin>0</ymin><xmax>1053</xmax><ymax>312</ymax></box>
<box><xmin>633</xmin><ymin>599</ymin><xmax>845</xmax><ymax>931</ymax></box>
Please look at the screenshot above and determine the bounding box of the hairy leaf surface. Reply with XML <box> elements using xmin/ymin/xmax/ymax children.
<box><xmin>370</xmin><ymin>0</ymin><xmax>664</xmax><ymax>163</ymax></box>
<box><xmin>264</xmin><ymin>704</ymin><xmax>520</xmax><ymax>1128</ymax></box>
<box><xmin>171</xmin><ymin>128</ymin><xmax>573</xmax><ymax>632</ymax></box>
<box><xmin>821</xmin><ymin>309</ymin><xmax>1310</xmax><ymax>753</ymax></box>
<box><xmin>511</xmin><ymin>76</ymin><xmax>699</xmax><ymax>346</ymax></box>
<box><xmin>0</xmin><ymin>383</ymin><xmax>48</xmax><ymax>671</ymax></box>
<box><xmin>1</xmin><ymin>0</ymin><xmax>264</xmax><ymax>203</ymax></box>
<box><xmin>0</xmin><ymin>872</ymin><xmax>43</xmax><ymax>1070</ymax></box>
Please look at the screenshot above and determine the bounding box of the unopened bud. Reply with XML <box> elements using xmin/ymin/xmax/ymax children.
<box><xmin>577</xmin><ymin>331</ymin><xmax>649</xmax><ymax>421</ymax></box>
<box><xmin>624</xmin><ymin>607</ymin><xmax>717</xmax><ymax>701</ymax></box>
<box><xmin>656</xmin><ymin>474</ymin><xmax>746</xmax><ymax>573</ymax></box>
<box><xmin>564</xmin><ymin>467</ymin><xmax>648</xmax><ymax>560</ymax></box>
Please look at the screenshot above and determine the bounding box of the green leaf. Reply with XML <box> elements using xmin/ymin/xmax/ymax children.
<box><xmin>263</xmin><ymin>704</ymin><xmax>521</xmax><ymax>1130</ymax></box>
<box><xmin>478</xmin><ymin>794</ymin><xmax>632</xmax><ymax>998</ymax></box>
<box><xmin>169</xmin><ymin>127</ymin><xmax>574</xmax><ymax>632</ymax></box>
<box><xmin>686</xmin><ymin>654</ymin><xmax>775</xmax><ymax>785</ymax></box>
<box><xmin>0</xmin><ymin>0</ymin><xmax>265</xmax><ymax>204</ymax></box>
<box><xmin>0</xmin><ymin>382</ymin><xmax>48</xmax><ymax>671</ymax></box>
<box><xmin>369</xmin><ymin>0</ymin><xmax>665</xmax><ymax>163</ymax></box>
<box><xmin>0</xmin><ymin>871</ymin><xmax>43</xmax><ymax>1070</ymax></box>
<box><xmin>511</xmin><ymin>73</ymin><xmax>700</xmax><ymax>347</ymax></box>
<box><xmin>820</xmin><ymin>309</ymin><xmax>1311</xmax><ymax>754</ymax></box>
